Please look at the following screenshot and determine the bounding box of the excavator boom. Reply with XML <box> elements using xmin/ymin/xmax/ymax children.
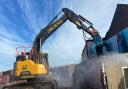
<box><xmin>33</xmin><ymin>8</ymin><xmax>102</xmax><ymax>52</ymax></box>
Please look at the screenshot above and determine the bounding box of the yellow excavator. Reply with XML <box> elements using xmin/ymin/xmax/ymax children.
<box><xmin>2</xmin><ymin>8</ymin><xmax>104</xmax><ymax>89</ymax></box>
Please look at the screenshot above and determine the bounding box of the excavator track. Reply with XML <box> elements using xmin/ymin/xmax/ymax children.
<box><xmin>2</xmin><ymin>80</ymin><xmax>58</xmax><ymax>89</ymax></box>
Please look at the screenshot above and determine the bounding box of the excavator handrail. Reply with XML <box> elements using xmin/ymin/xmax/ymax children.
<box><xmin>16</xmin><ymin>46</ymin><xmax>32</xmax><ymax>59</ymax></box>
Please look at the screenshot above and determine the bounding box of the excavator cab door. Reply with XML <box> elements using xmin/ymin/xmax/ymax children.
<box><xmin>36</xmin><ymin>52</ymin><xmax>49</xmax><ymax>74</ymax></box>
<box><xmin>30</xmin><ymin>48</ymin><xmax>49</xmax><ymax>73</ymax></box>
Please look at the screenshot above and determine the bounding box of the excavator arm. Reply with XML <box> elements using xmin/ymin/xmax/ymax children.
<box><xmin>33</xmin><ymin>8</ymin><xmax>102</xmax><ymax>52</ymax></box>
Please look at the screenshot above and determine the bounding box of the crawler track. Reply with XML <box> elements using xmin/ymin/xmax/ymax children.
<box><xmin>2</xmin><ymin>80</ymin><xmax>57</xmax><ymax>89</ymax></box>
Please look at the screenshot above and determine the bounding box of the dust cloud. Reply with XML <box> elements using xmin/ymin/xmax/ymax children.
<box><xmin>73</xmin><ymin>53</ymin><xmax>128</xmax><ymax>89</ymax></box>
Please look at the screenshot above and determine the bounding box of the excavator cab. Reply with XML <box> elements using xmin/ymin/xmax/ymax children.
<box><xmin>14</xmin><ymin>46</ymin><xmax>49</xmax><ymax>80</ymax></box>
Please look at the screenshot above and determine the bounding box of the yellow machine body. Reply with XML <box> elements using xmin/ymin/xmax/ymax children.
<box><xmin>15</xmin><ymin>59</ymin><xmax>48</xmax><ymax>79</ymax></box>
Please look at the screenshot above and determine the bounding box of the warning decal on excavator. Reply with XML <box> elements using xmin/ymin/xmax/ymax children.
<box><xmin>22</xmin><ymin>65</ymin><xmax>27</xmax><ymax>70</ymax></box>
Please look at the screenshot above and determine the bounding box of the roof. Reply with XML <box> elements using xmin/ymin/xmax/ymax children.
<box><xmin>105</xmin><ymin>4</ymin><xmax>128</xmax><ymax>40</ymax></box>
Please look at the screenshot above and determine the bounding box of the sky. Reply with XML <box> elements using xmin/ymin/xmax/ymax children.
<box><xmin>0</xmin><ymin>0</ymin><xmax>128</xmax><ymax>71</ymax></box>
